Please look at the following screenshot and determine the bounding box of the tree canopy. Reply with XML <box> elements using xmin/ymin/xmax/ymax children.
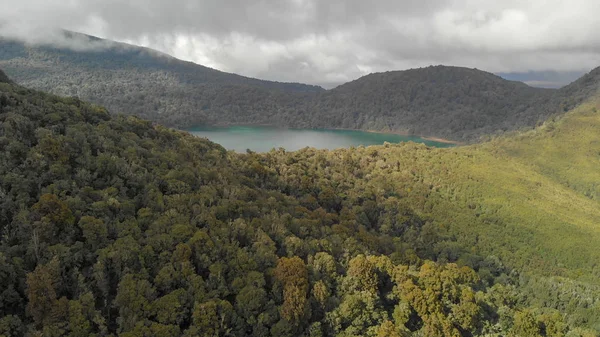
<box><xmin>1</xmin><ymin>72</ymin><xmax>600</xmax><ymax>336</ymax></box>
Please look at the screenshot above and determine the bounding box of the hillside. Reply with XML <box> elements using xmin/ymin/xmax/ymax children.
<box><xmin>0</xmin><ymin>69</ymin><xmax>11</xmax><ymax>83</ymax></box>
<box><xmin>300</xmin><ymin>65</ymin><xmax>600</xmax><ymax>141</ymax></box>
<box><xmin>3</xmin><ymin>33</ymin><xmax>600</xmax><ymax>142</ymax></box>
<box><xmin>302</xmin><ymin>66</ymin><xmax>558</xmax><ymax>141</ymax></box>
<box><xmin>0</xmin><ymin>33</ymin><xmax>322</xmax><ymax>127</ymax></box>
<box><xmin>557</xmin><ymin>66</ymin><xmax>600</xmax><ymax>108</ymax></box>
<box><xmin>262</xmin><ymin>98</ymin><xmax>600</xmax><ymax>331</ymax></box>
<box><xmin>2</xmin><ymin>70</ymin><xmax>600</xmax><ymax>335</ymax></box>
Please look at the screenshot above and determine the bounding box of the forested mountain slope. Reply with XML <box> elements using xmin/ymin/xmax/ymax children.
<box><xmin>0</xmin><ymin>33</ymin><xmax>322</xmax><ymax>128</ymax></box>
<box><xmin>302</xmin><ymin>66</ymin><xmax>557</xmax><ymax>141</ymax></box>
<box><xmin>300</xmin><ymin>65</ymin><xmax>600</xmax><ymax>141</ymax></box>
<box><xmin>3</xmin><ymin>33</ymin><xmax>600</xmax><ymax>142</ymax></box>
<box><xmin>557</xmin><ymin>65</ymin><xmax>600</xmax><ymax>108</ymax></box>
<box><xmin>1</xmin><ymin>70</ymin><xmax>600</xmax><ymax>336</ymax></box>
<box><xmin>261</xmin><ymin>98</ymin><xmax>600</xmax><ymax>332</ymax></box>
<box><xmin>0</xmin><ymin>69</ymin><xmax>11</xmax><ymax>84</ymax></box>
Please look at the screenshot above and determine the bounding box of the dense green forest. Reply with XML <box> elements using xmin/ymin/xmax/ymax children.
<box><xmin>1</xmin><ymin>68</ymin><xmax>600</xmax><ymax>336</ymax></box>
<box><xmin>298</xmin><ymin>66</ymin><xmax>565</xmax><ymax>141</ymax></box>
<box><xmin>2</xmin><ymin>33</ymin><xmax>600</xmax><ymax>142</ymax></box>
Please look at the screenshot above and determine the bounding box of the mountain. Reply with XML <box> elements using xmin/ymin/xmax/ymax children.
<box><xmin>557</xmin><ymin>65</ymin><xmax>600</xmax><ymax>107</ymax></box>
<box><xmin>300</xmin><ymin>65</ymin><xmax>600</xmax><ymax>141</ymax></box>
<box><xmin>301</xmin><ymin>66</ymin><xmax>558</xmax><ymax>141</ymax></box>
<box><xmin>2</xmin><ymin>69</ymin><xmax>600</xmax><ymax>335</ymax></box>
<box><xmin>3</xmin><ymin>33</ymin><xmax>600</xmax><ymax>142</ymax></box>
<box><xmin>0</xmin><ymin>33</ymin><xmax>323</xmax><ymax>92</ymax></box>
<box><xmin>0</xmin><ymin>32</ymin><xmax>323</xmax><ymax>127</ymax></box>
<box><xmin>0</xmin><ymin>69</ymin><xmax>11</xmax><ymax>83</ymax></box>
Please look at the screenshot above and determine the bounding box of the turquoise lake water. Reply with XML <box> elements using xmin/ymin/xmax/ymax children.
<box><xmin>185</xmin><ymin>126</ymin><xmax>455</xmax><ymax>152</ymax></box>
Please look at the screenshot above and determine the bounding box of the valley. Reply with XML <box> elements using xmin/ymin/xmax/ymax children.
<box><xmin>2</xmin><ymin>32</ymin><xmax>600</xmax><ymax>143</ymax></box>
<box><xmin>1</xmin><ymin>64</ymin><xmax>600</xmax><ymax>335</ymax></box>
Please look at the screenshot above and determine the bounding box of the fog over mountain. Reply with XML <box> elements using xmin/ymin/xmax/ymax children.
<box><xmin>1</xmin><ymin>0</ymin><xmax>600</xmax><ymax>86</ymax></box>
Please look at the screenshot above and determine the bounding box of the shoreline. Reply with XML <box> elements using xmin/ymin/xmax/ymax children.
<box><xmin>421</xmin><ymin>136</ymin><xmax>462</xmax><ymax>145</ymax></box>
<box><xmin>330</xmin><ymin>127</ymin><xmax>462</xmax><ymax>145</ymax></box>
<box><xmin>185</xmin><ymin>124</ymin><xmax>462</xmax><ymax>145</ymax></box>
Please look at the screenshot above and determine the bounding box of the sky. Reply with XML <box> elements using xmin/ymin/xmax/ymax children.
<box><xmin>1</xmin><ymin>0</ymin><xmax>600</xmax><ymax>88</ymax></box>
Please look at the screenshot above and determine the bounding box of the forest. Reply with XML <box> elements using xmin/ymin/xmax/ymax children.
<box><xmin>2</xmin><ymin>33</ymin><xmax>600</xmax><ymax>142</ymax></box>
<box><xmin>1</xmin><ymin>67</ymin><xmax>600</xmax><ymax>336</ymax></box>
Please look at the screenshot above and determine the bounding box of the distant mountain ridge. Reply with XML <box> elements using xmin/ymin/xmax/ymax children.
<box><xmin>301</xmin><ymin>66</ymin><xmax>557</xmax><ymax>140</ymax></box>
<box><xmin>498</xmin><ymin>70</ymin><xmax>587</xmax><ymax>88</ymax></box>
<box><xmin>1</xmin><ymin>32</ymin><xmax>600</xmax><ymax>142</ymax></box>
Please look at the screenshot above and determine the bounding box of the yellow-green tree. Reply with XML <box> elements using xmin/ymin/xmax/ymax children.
<box><xmin>274</xmin><ymin>256</ymin><xmax>309</xmax><ymax>323</ymax></box>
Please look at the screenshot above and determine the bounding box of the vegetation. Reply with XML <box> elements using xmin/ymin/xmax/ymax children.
<box><xmin>300</xmin><ymin>66</ymin><xmax>599</xmax><ymax>141</ymax></box>
<box><xmin>0</xmin><ymin>69</ymin><xmax>11</xmax><ymax>84</ymax></box>
<box><xmin>0</xmin><ymin>34</ymin><xmax>321</xmax><ymax>128</ymax></box>
<box><xmin>2</xmin><ymin>33</ymin><xmax>600</xmax><ymax>142</ymax></box>
<box><xmin>1</xmin><ymin>68</ymin><xmax>600</xmax><ymax>336</ymax></box>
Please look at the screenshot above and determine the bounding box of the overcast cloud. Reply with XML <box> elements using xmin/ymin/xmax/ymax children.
<box><xmin>1</xmin><ymin>0</ymin><xmax>600</xmax><ymax>87</ymax></box>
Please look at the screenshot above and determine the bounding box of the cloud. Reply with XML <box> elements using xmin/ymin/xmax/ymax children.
<box><xmin>1</xmin><ymin>0</ymin><xmax>599</xmax><ymax>86</ymax></box>
<box><xmin>0</xmin><ymin>24</ymin><xmax>117</xmax><ymax>51</ymax></box>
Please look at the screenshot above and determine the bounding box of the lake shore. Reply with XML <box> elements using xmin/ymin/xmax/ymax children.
<box><xmin>185</xmin><ymin>124</ymin><xmax>463</xmax><ymax>146</ymax></box>
<box><xmin>421</xmin><ymin>136</ymin><xmax>463</xmax><ymax>145</ymax></box>
<box><xmin>328</xmin><ymin>127</ymin><xmax>463</xmax><ymax>145</ymax></box>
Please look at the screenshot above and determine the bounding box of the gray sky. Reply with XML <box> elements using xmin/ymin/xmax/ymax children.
<box><xmin>1</xmin><ymin>0</ymin><xmax>600</xmax><ymax>87</ymax></box>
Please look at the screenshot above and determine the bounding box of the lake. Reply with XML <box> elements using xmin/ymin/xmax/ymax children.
<box><xmin>185</xmin><ymin>126</ymin><xmax>455</xmax><ymax>152</ymax></box>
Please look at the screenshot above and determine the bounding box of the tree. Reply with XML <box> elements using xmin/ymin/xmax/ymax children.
<box><xmin>510</xmin><ymin>310</ymin><xmax>541</xmax><ymax>337</ymax></box>
<box><xmin>312</xmin><ymin>280</ymin><xmax>330</xmax><ymax>309</ymax></box>
<box><xmin>114</xmin><ymin>274</ymin><xmax>156</xmax><ymax>333</ymax></box>
<box><xmin>346</xmin><ymin>255</ymin><xmax>378</xmax><ymax>295</ymax></box>
<box><xmin>0</xmin><ymin>315</ymin><xmax>23</xmax><ymax>337</ymax></box>
<box><xmin>152</xmin><ymin>288</ymin><xmax>190</xmax><ymax>326</ymax></box>
<box><xmin>185</xmin><ymin>299</ymin><xmax>234</xmax><ymax>336</ymax></box>
<box><xmin>31</xmin><ymin>194</ymin><xmax>75</xmax><ymax>246</ymax></box>
<box><xmin>32</xmin><ymin>194</ymin><xmax>74</xmax><ymax>226</ymax></box>
<box><xmin>274</xmin><ymin>257</ymin><xmax>309</xmax><ymax>323</ymax></box>
<box><xmin>78</xmin><ymin>216</ymin><xmax>108</xmax><ymax>250</ymax></box>
<box><xmin>235</xmin><ymin>285</ymin><xmax>267</xmax><ymax>326</ymax></box>
<box><xmin>394</xmin><ymin>262</ymin><xmax>481</xmax><ymax>337</ymax></box>
<box><xmin>376</xmin><ymin>320</ymin><xmax>404</xmax><ymax>337</ymax></box>
<box><xmin>26</xmin><ymin>259</ymin><xmax>60</xmax><ymax>327</ymax></box>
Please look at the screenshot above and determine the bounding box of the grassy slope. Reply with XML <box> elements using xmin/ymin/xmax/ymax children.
<box><xmin>324</xmin><ymin>100</ymin><xmax>600</xmax><ymax>327</ymax></box>
<box><xmin>500</xmin><ymin>102</ymin><xmax>600</xmax><ymax>201</ymax></box>
<box><xmin>417</xmin><ymin>100</ymin><xmax>600</xmax><ymax>280</ymax></box>
<box><xmin>469</xmin><ymin>100</ymin><xmax>600</xmax><ymax>277</ymax></box>
<box><xmin>456</xmin><ymin>101</ymin><xmax>600</xmax><ymax>328</ymax></box>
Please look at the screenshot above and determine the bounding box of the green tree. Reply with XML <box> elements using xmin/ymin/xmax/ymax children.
<box><xmin>510</xmin><ymin>310</ymin><xmax>541</xmax><ymax>337</ymax></box>
<box><xmin>114</xmin><ymin>274</ymin><xmax>156</xmax><ymax>333</ymax></box>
